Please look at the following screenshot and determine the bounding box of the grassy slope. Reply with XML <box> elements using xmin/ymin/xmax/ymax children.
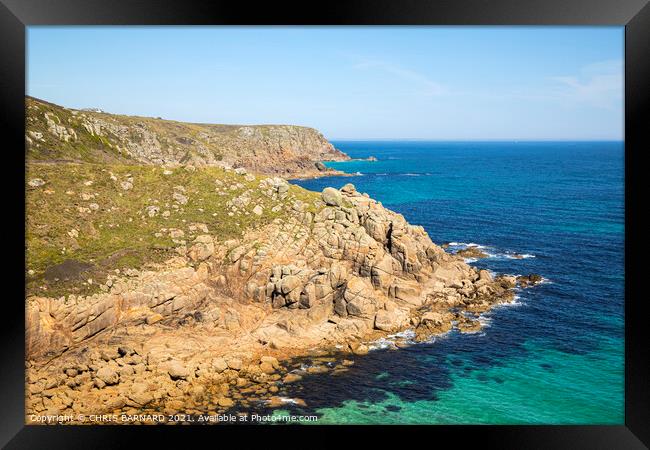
<box><xmin>26</xmin><ymin>98</ymin><xmax>133</xmax><ymax>164</ymax></box>
<box><xmin>26</xmin><ymin>163</ymin><xmax>320</xmax><ymax>297</ymax></box>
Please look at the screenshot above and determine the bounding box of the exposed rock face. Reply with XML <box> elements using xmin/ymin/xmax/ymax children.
<box><xmin>26</xmin><ymin>96</ymin><xmax>350</xmax><ymax>177</ymax></box>
<box><xmin>25</xmin><ymin>181</ymin><xmax>535</xmax><ymax>422</ymax></box>
<box><xmin>25</xmin><ymin>172</ymin><xmax>539</xmax><ymax>422</ymax></box>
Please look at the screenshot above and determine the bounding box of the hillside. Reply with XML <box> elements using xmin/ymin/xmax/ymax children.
<box><xmin>26</xmin><ymin>163</ymin><xmax>320</xmax><ymax>298</ymax></box>
<box><xmin>25</xmin><ymin>96</ymin><xmax>350</xmax><ymax>177</ymax></box>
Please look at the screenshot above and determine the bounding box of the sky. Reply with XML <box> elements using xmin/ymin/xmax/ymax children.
<box><xmin>27</xmin><ymin>27</ymin><xmax>624</xmax><ymax>140</ymax></box>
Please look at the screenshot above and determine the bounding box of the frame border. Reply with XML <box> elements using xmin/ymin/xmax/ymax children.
<box><xmin>1</xmin><ymin>0</ymin><xmax>647</xmax><ymax>447</ymax></box>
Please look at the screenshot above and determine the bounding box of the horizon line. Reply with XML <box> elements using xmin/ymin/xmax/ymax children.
<box><xmin>329</xmin><ymin>138</ymin><xmax>624</xmax><ymax>142</ymax></box>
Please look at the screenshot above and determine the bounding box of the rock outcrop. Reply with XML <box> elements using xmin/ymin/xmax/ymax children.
<box><xmin>25</xmin><ymin>181</ymin><xmax>537</xmax><ymax>423</ymax></box>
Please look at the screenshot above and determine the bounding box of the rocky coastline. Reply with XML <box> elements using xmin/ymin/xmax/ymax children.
<box><xmin>25</xmin><ymin>96</ymin><xmax>542</xmax><ymax>424</ymax></box>
<box><xmin>26</xmin><ymin>175</ymin><xmax>541</xmax><ymax>424</ymax></box>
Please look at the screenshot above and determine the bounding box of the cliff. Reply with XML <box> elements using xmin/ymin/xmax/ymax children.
<box><xmin>25</xmin><ymin>96</ymin><xmax>350</xmax><ymax>177</ymax></box>
<box><xmin>25</xmin><ymin>162</ymin><xmax>539</xmax><ymax>422</ymax></box>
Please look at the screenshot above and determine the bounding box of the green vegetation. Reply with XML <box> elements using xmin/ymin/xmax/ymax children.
<box><xmin>26</xmin><ymin>97</ymin><xmax>133</xmax><ymax>163</ymax></box>
<box><xmin>26</xmin><ymin>162</ymin><xmax>320</xmax><ymax>297</ymax></box>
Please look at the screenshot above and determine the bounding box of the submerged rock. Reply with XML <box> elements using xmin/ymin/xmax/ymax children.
<box><xmin>455</xmin><ymin>246</ymin><xmax>489</xmax><ymax>259</ymax></box>
<box><xmin>517</xmin><ymin>274</ymin><xmax>543</xmax><ymax>287</ymax></box>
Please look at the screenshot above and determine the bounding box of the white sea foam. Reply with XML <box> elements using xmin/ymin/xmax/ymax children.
<box><xmin>477</xmin><ymin>315</ymin><xmax>493</xmax><ymax>328</ymax></box>
<box><xmin>368</xmin><ymin>338</ymin><xmax>398</xmax><ymax>351</ymax></box>
<box><xmin>445</xmin><ymin>241</ymin><xmax>537</xmax><ymax>261</ymax></box>
<box><xmin>421</xmin><ymin>329</ymin><xmax>453</xmax><ymax>343</ymax></box>
<box><xmin>460</xmin><ymin>326</ymin><xmax>484</xmax><ymax>335</ymax></box>
<box><xmin>510</xmin><ymin>294</ymin><xmax>524</xmax><ymax>306</ymax></box>
<box><xmin>388</xmin><ymin>329</ymin><xmax>416</xmax><ymax>340</ymax></box>
<box><xmin>367</xmin><ymin>329</ymin><xmax>417</xmax><ymax>351</ymax></box>
<box><xmin>276</xmin><ymin>397</ymin><xmax>300</xmax><ymax>405</ymax></box>
<box><xmin>502</xmin><ymin>253</ymin><xmax>536</xmax><ymax>259</ymax></box>
<box><xmin>491</xmin><ymin>294</ymin><xmax>525</xmax><ymax>310</ymax></box>
<box><xmin>446</xmin><ymin>242</ymin><xmax>485</xmax><ymax>249</ymax></box>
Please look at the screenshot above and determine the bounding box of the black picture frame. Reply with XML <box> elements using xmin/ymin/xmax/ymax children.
<box><xmin>1</xmin><ymin>0</ymin><xmax>647</xmax><ymax>447</ymax></box>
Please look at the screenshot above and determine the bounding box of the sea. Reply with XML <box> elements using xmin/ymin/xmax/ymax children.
<box><xmin>268</xmin><ymin>140</ymin><xmax>624</xmax><ymax>424</ymax></box>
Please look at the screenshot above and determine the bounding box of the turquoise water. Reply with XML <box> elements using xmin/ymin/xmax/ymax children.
<box><xmin>283</xmin><ymin>141</ymin><xmax>624</xmax><ymax>424</ymax></box>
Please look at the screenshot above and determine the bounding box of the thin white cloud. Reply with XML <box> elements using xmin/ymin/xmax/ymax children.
<box><xmin>548</xmin><ymin>59</ymin><xmax>623</xmax><ymax>109</ymax></box>
<box><xmin>352</xmin><ymin>60</ymin><xmax>447</xmax><ymax>96</ymax></box>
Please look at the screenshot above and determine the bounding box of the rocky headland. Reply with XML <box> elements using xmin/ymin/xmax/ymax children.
<box><xmin>26</xmin><ymin>96</ymin><xmax>349</xmax><ymax>179</ymax></box>
<box><xmin>25</xmin><ymin>99</ymin><xmax>542</xmax><ymax>424</ymax></box>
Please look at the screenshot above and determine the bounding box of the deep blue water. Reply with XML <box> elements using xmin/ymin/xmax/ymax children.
<box><xmin>284</xmin><ymin>141</ymin><xmax>624</xmax><ymax>424</ymax></box>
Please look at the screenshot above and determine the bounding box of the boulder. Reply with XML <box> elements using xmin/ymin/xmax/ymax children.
<box><xmin>456</xmin><ymin>247</ymin><xmax>489</xmax><ymax>259</ymax></box>
<box><xmin>478</xmin><ymin>269</ymin><xmax>493</xmax><ymax>282</ymax></box>
<box><xmin>188</xmin><ymin>235</ymin><xmax>215</xmax><ymax>262</ymax></box>
<box><xmin>421</xmin><ymin>311</ymin><xmax>444</xmax><ymax>326</ymax></box>
<box><xmin>334</xmin><ymin>296</ymin><xmax>348</xmax><ymax>317</ymax></box>
<box><xmin>28</xmin><ymin>178</ymin><xmax>46</xmax><ymax>187</ymax></box>
<box><xmin>283</xmin><ymin>373</ymin><xmax>302</xmax><ymax>383</ymax></box>
<box><xmin>371</xmin><ymin>254</ymin><xmax>395</xmax><ymax>288</ymax></box>
<box><xmin>129</xmin><ymin>392</ymin><xmax>153</xmax><ymax>407</ymax></box>
<box><xmin>280</xmin><ymin>275</ymin><xmax>301</xmax><ymax>295</ymax></box>
<box><xmin>390</xmin><ymin>280</ymin><xmax>421</xmax><ymax>305</ymax></box>
<box><xmin>344</xmin><ymin>277</ymin><xmax>376</xmax><ymax>318</ymax></box>
<box><xmin>417</xmin><ymin>311</ymin><xmax>453</xmax><ymax>337</ymax></box>
<box><xmin>218</xmin><ymin>397</ymin><xmax>234</xmax><ymax>407</ymax></box>
<box><xmin>211</xmin><ymin>357</ymin><xmax>228</xmax><ymax>373</ymax></box>
<box><xmin>499</xmin><ymin>275</ymin><xmax>517</xmax><ymax>288</ymax></box>
<box><xmin>96</xmin><ymin>367</ymin><xmax>119</xmax><ymax>386</ymax></box>
<box><xmin>299</xmin><ymin>283</ymin><xmax>316</xmax><ymax>309</ymax></box>
<box><xmin>321</xmin><ymin>187</ymin><xmax>343</xmax><ymax>207</ymax></box>
<box><xmin>517</xmin><ymin>274</ymin><xmax>543</xmax><ymax>287</ymax></box>
<box><xmin>173</xmin><ymin>192</ymin><xmax>188</xmax><ymax>205</ymax></box>
<box><xmin>346</xmin><ymin>296</ymin><xmax>375</xmax><ymax>318</ymax></box>
<box><xmin>146</xmin><ymin>313</ymin><xmax>164</xmax><ymax>325</ymax></box>
<box><xmin>145</xmin><ymin>205</ymin><xmax>160</xmax><ymax>217</ymax></box>
<box><xmin>167</xmin><ymin>361</ymin><xmax>190</xmax><ymax>380</ymax></box>
<box><xmin>260</xmin><ymin>356</ymin><xmax>280</xmax><ymax>369</ymax></box>
<box><xmin>374</xmin><ymin>309</ymin><xmax>398</xmax><ymax>332</ymax></box>
<box><xmin>226</xmin><ymin>358</ymin><xmax>242</xmax><ymax>371</ymax></box>
<box><xmin>349</xmin><ymin>342</ymin><xmax>369</xmax><ymax>355</ymax></box>
<box><xmin>259</xmin><ymin>362</ymin><xmax>276</xmax><ymax>374</ymax></box>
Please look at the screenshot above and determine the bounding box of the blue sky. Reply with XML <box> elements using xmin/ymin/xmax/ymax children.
<box><xmin>27</xmin><ymin>27</ymin><xmax>623</xmax><ymax>140</ymax></box>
